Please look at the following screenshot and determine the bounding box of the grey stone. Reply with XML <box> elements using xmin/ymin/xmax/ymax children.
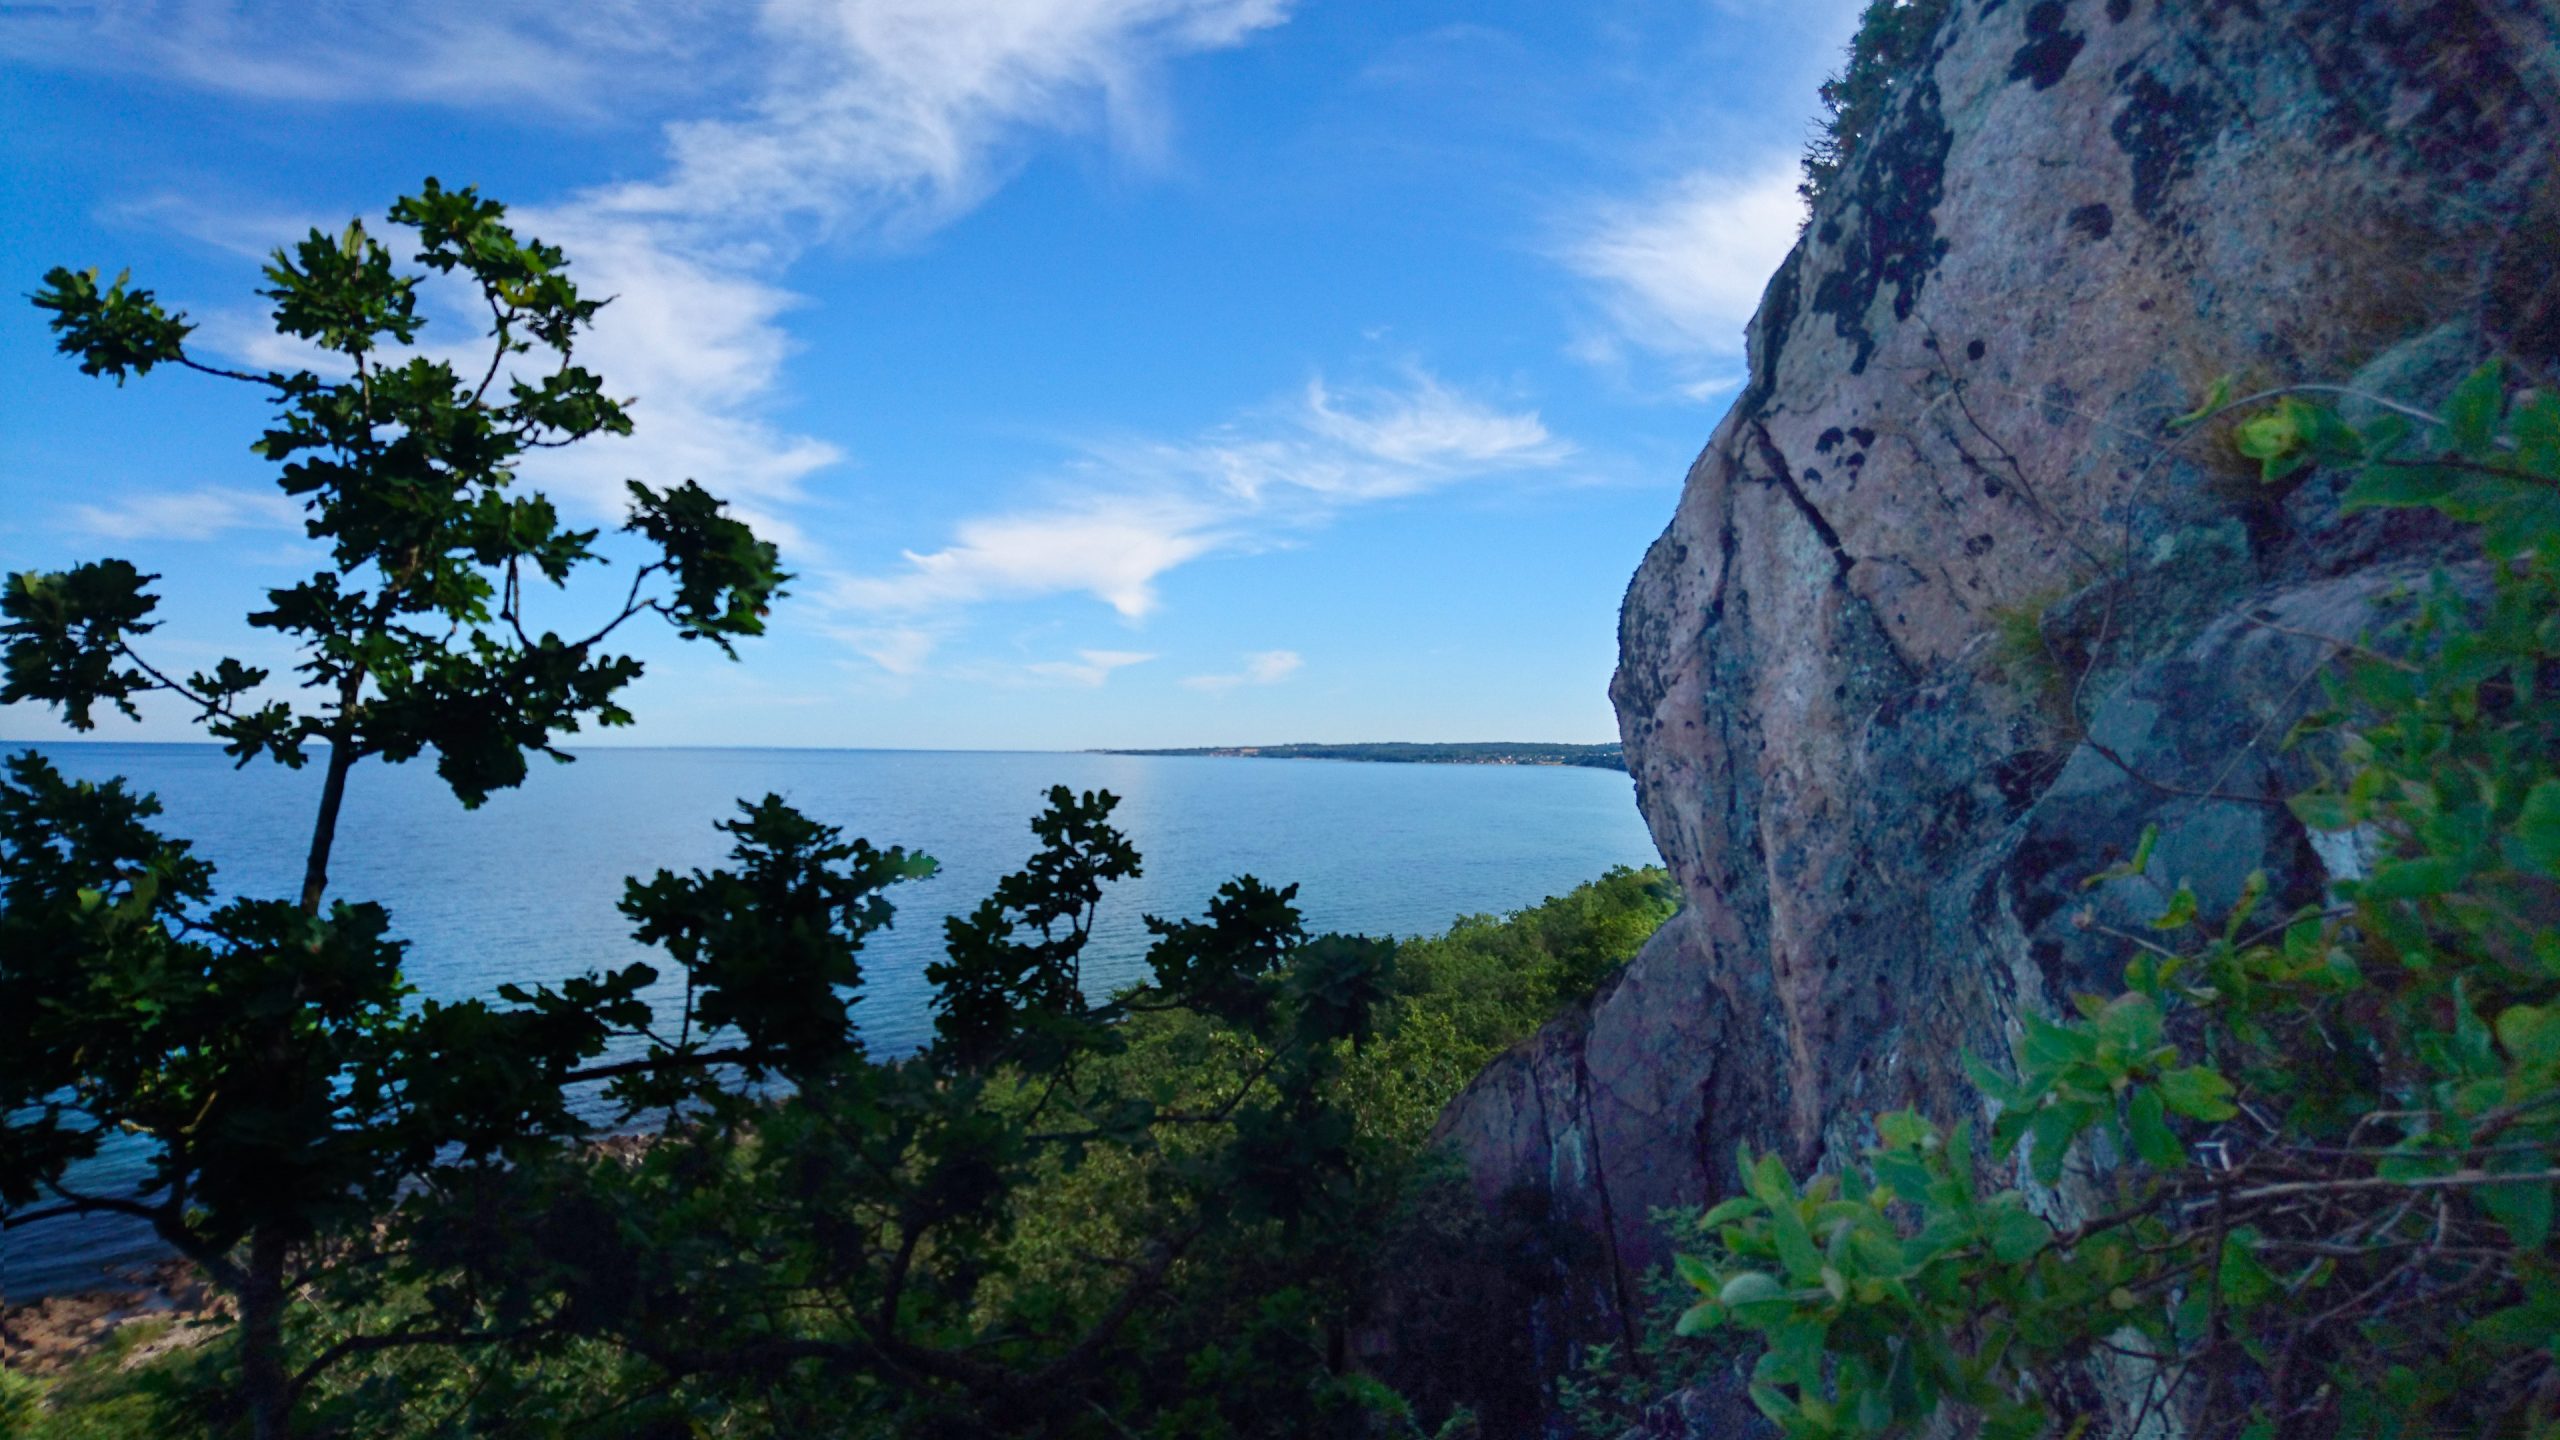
<box><xmin>1385</xmin><ymin>1</ymin><xmax>2560</xmax><ymax>1432</ymax></box>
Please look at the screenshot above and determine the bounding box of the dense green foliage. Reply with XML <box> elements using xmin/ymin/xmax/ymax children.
<box><xmin>3</xmin><ymin>222</ymin><xmax>1676</xmax><ymax>1433</ymax></box>
<box><xmin>1667</xmin><ymin>365</ymin><xmax>2560</xmax><ymax>1438</ymax></box>
<box><xmin>1801</xmin><ymin>0</ymin><xmax>1952</xmax><ymax>204</ymax></box>
<box><xmin>2</xmin><ymin>176</ymin><xmax>1686</xmax><ymax>1440</ymax></box>
<box><xmin>5</xmin><ymin>868</ymin><xmax>1677</xmax><ymax>1437</ymax></box>
<box><xmin>0</xmin><ymin>186</ymin><xmax>1682</xmax><ymax>1440</ymax></box>
<box><xmin>4</xmin><ymin>183</ymin><xmax>784</xmax><ymax>1440</ymax></box>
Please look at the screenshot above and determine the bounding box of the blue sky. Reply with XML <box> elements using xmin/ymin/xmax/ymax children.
<box><xmin>1</xmin><ymin>0</ymin><xmax>1861</xmax><ymax>750</ymax></box>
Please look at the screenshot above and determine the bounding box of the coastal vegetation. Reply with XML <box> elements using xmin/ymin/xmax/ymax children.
<box><xmin>2</xmin><ymin>850</ymin><xmax>1674</xmax><ymax>1437</ymax></box>
<box><xmin>12</xmin><ymin>5</ymin><xmax>2546</xmax><ymax>1436</ymax></box>
<box><xmin>0</xmin><ymin>179</ymin><xmax>1679</xmax><ymax>1437</ymax></box>
<box><xmin>5</xmin><ymin>184</ymin><xmax>786</xmax><ymax>1440</ymax></box>
<box><xmin>1800</xmin><ymin>0</ymin><xmax>1952</xmax><ymax>203</ymax></box>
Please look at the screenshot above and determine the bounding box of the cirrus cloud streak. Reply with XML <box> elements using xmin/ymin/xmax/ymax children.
<box><xmin>822</xmin><ymin>371</ymin><xmax>1571</xmax><ymax>647</ymax></box>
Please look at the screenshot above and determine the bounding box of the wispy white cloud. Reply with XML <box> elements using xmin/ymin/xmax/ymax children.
<box><xmin>38</xmin><ymin>0</ymin><xmax>1295</xmax><ymax>562</ymax></box>
<box><xmin>0</xmin><ymin>2</ymin><xmax>744</xmax><ymax>115</ymax></box>
<box><xmin>62</xmin><ymin>486</ymin><xmax>303</xmax><ymax>542</ymax></box>
<box><xmin>98</xmin><ymin>194</ymin><xmax>331</xmax><ymax>260</ymax></box>
<box><xmin>588</xmin><ymin>0</ymin><xmax>1291</xmax><ymax>245</ymax></box>
<box><xmin>499</xmin><ymin>212</ymin><xmax>842</xmax><ymax>552</ymax></box>
<box><xmin>1027</xmin><ymin>649</ymin><xmax>1158</xmax><ymax>686</ymax></box>
<box><xmin>824</xmin><ymin>370</ymin><xmax>1568</xmax><ymax>645</ymax></box>
<box><xmin>1560</xmin><ymin>159</ymin><xmax>1803</xmax><ymax>396</ymax></box>
<box><xmin>833</xmin><ymin>494</ymin><xmax>1227</xmax><ymax>620</ymax></box>
<box><xmin>1182</xmin><ymin>649</ymin><xmax>1301</xmax><ymax>691</ymax></box>
<box><xmin>825</xmin><ymin>623</ymin><xmax>947</xmax><ymax>677</ymax></box>
<box><xmin>515</xmin><ymin>2</ymin><xmax>1298</xmax><ymax>545</ymax></box>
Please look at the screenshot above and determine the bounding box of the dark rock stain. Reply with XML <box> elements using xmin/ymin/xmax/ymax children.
<box><xmin>2066</xmin><ymin>201</ymin><xmax>2115</xmax><ymax>239</ymax></box>
<box><xmin>2109</xmin><ymin>67</ymin><xmax>2226</xmax><ymax>224</ymax></box>
<box><xmin>2106</xmin><ymin>0</ymin><xmax>2131</xmax><ymax>20</ymax></box>
<box><xmin>1737</xmin><ymin>249</ymin><xmax>1804</xmax><ymax>418</ymax></box>
<box><xmin>1808</xmin><ymin>78</ymin><xmax>1955</xmax><ymax>377</ymax></box>
<box><xmin>2008</xmin><ymin>1</ymin><xmax>2085</xmax><ymax>90</ymax></box>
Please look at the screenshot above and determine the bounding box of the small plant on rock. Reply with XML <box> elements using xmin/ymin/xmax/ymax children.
<box><xmin>1667</xmin><ymin>363</ymin><xmax>2560</xmax><ymax>1438</ymax></box>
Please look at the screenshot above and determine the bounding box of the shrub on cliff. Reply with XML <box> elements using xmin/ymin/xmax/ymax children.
<box><xmin>1666</xmin><ymin>365</ymin><xmax>2560</xmax><ymax>1438</ymax></box>
<box><xmin>1801</xmin><ymin>0</ymin><xmax>1953</xmax><ymax>204</ymax></box>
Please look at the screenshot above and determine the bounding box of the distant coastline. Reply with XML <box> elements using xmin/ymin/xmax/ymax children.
<box><xmin>1097</xmin><ymin>741</ymin><xmax>1625</xmax><ymax>771</ymax></box>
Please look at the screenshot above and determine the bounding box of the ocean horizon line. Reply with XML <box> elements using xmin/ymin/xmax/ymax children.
<box><xmin>3</xmin><ymin>737</ymin><xmax>1625</xmax><ymax>756</ymax></box>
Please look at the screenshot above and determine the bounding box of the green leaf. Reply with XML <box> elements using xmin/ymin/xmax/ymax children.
<box><xmin>1673</xmin><ymin>1252</ymin><xmax>1718</xmax><ymax>1291</ymax></box>
<box><xmin>2479</xmin><ymin>1173</ymin><xmax>2553</xmax><ymax>1251</ymax></box>
<box><xmin>2221</xmin><ymin>869</ymin><xmax>2268</xmax><ymax>942</ymax></box>
<box><xmin>2495</xmin><ymin>1004</ymin><xmax>2560</xmax><ymax>1069</ymax></box>
<box><xmin>2233</xmin><ymin>405</ymin><xmax>2300</xmax><ymax>462</ymax></box>
<box><xmin>2157</xmin><ymin>1065</ymin><xmax>2238</xmax><ymax>1121</ymax></box>
<box><xmin>2510</xmin><ymin>779</ymin><xmax>2560</xmax><ymax>875</ymax></box>
<box><xmin>1720</xmin><ymin>1271</ymin><xmax>1785</xmax><ymax>1307</ymax></box>
<box><xmin>2026</xmin><ymin>1104</ymin><xmax>2083</xmax><ymax>1185</ymax></box>
<box><xmin>1748</xmin><ymin>1385</ymin><xmax>1800</xmax><ymax>1428</ymax></box>
<box><xmin>1985</xmin><ymin>1202</ymin><xmax>2053</xmax><ymax>1264</ymax></box>
<box><xmin>1702</xmin><ymin>1196</ymin><xmax>1764</xmax><ymax>1229</ymax></box>
<box><xmin>2126</xmin><ymin>1085</ymin><xmax>2185</xmax><ymax>1167</ymax></box>
<box><xmin>2217</xmin><ymin>1233</ymin><xmax>2279</xmax><ymax>1308</ymax></box>
<box><xmin>2355</xmin><ymin>855</ymin><xmax>2465</xmax><ymax>900</ymax></box>
<box><xmin>2453</xmin><ymin>977</ymin><xmax>2495</xmax><ymax>1071</ymax></box>
<box><xmin>1748</xmin><ymin>1151</ymin><xmax>1800</xmax><ymax>1209</ymax></box>
<box><xmin>1873</xmin><ymin>1108</ymin><xmax>1936</xmax><ymax>1149</ymax></box>
<box><xmin>2148</xmin><ymin>883</ymin><xmax>2198</xmax><ymax>930</ymax></box>
<box><xmin>2443</xmin><ymin>361</ymin><xmax>2505</xmax><ymax>455</ymax></box>
<box><xmin>2097</xmin><ymin>993</ymin><xmax>2166</xmax><ymax>1052</ymax></box>
<box><xmin>2342</xmin><ymin>461</ymin><xmax>2461</xmax><ymax>511</ymax></box>
<box><xmin>2293</xmin><ymin>784</ymin><xmax>2365</xmax><ymax>830</ymax></box>
<box><xmin>2020</xmin><ymin>1013</ymin><xmax>2094</xmax><ymax>1069</ymax></box>
<box><xmin>2170</xmin><ymin>377</ymin><xmax>2232</xmax><ymax>430</ymax></box>
<box><xmin>1674</xmin><ymin>1301</ymin><xmax>1724</xmax><ymax>1337</ymax></box>
<box><xmin>1768</xmin><ymin>1199</ymin><xmax>1824</xmax><ymax>1281</ymax></box>
<box><xmin>2514</xmin><ymin>388</ymin><xmax>2560</xmax><ymax>473</ymax></box>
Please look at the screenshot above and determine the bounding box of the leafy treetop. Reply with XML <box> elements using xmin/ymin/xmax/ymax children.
<box><xmin>1</xmin><ymin>181</ymin><xmax>784</xmax><ymax>1440</ymax></box>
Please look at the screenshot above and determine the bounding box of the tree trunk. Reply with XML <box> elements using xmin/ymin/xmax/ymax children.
<box><xmin>298</xmin><ymin>740</ymin><xmax>357</xmax><ymax>914</ymax></box>
<box><xmin>240</xmin><ymin>1227</ymin><xmax>293</xmax><ymax>1440</ymax></box>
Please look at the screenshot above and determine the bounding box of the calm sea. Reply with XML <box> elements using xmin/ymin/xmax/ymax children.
<box><xmin>3</xmin><ymin>742</ymin><xmax>1658</xmax><ymax>1298</ymax></box>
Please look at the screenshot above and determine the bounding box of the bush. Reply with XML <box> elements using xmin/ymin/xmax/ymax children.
<box><xmin>13</xmin><ymin>867</ymin><xmax>1680</xmax><ymax>1438</ymax></box>
<box><xmin>1802</xmin><ymin>0</ymin><xmax>1953</xmax><ymax>204</ymax></box>
<box><xmin>1666</xmin><ymin>364</ymin><xmax>2560</xmax><ymax>1438</ymax></box>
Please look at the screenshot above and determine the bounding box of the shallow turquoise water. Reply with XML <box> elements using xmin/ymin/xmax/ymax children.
<box><xmin>3</xmin><ymin>743</ymin><xmax>1657</xmax><ymax>1297</ymax></box>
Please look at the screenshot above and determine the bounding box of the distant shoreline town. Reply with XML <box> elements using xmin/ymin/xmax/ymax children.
<box><xmin>1098</xmin><ymin>741</ymin><xmax>1625</xmax><ymax>771</ymax></box>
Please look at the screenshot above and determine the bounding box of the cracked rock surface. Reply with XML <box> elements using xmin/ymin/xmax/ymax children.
<box><xmin>1385</xmin><ymin>2</ymin><xmax>2560</xmax><ymax>1433</ymax></box>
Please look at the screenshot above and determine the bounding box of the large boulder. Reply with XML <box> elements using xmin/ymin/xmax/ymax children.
<box><xmin>1410</xmin><ymin>1</ymin><xmax>2560</xmax><ymax>1431</ymax></box>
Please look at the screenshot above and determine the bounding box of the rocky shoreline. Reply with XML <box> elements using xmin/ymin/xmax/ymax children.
<box><xmin>2</xmin><ymin>1260</ymin><xmax>224</xmax><ymax>1378</ymax></box>
<box><xmin>1</xmin><ymin>1132</ymin><xmax>666</xmax><ymax>1379</ymax></box>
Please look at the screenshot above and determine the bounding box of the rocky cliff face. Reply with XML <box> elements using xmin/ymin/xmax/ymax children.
<box><xmin>1415</xmin><ymin>1</ymin><xmax>2560</xmax><ymax>1430</ymax></box>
